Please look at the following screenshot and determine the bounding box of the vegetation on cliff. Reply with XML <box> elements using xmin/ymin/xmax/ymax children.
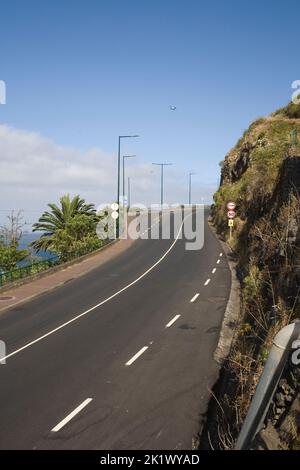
<box><xmin>210</xmin><ymin>100</ymin><xmax>300</xmax><ymax>450</ymax></box>
<box><xmin>214</xmin><ymin>101</ymin><xmax>300</xmax><ymax>241</ymax></box>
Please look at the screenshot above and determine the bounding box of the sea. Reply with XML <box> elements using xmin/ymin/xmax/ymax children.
<box><xmin>18</xmin><ymin>232</ymin><xmax>56</xmax><ymax>265</ymax></box>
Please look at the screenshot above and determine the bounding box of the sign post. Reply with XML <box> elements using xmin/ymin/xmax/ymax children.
<box><xmin>226</xmin><ymin>202</ymin><xmax>236</xmax><ymax>242</ymax></box>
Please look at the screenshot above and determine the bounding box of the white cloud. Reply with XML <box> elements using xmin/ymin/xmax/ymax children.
<box><xmin>0</xmin><ymin>125</ymin><xmax>115</xmax><ymax>191</ymax></box>
<box><xmin>0</xmin><ymin>124</ymin><xmax>215</xmax><ymax>226</ymax></box>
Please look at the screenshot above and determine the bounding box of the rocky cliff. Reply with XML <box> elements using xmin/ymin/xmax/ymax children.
<box><xmin>208</xmin><ymin>100</ymin><xmax>300</xmax><ymax>450</ymax></box>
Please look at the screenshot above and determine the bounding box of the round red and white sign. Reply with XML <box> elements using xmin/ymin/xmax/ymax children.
<box><xmin>227</xmin><ymin>201</ymin><xmax>236</xmax><ymax>210</ymax></box>
<box><xmin>227</xmin><ymin>210</ymin><xmax>236</xmax><ymax>219</ymax></box>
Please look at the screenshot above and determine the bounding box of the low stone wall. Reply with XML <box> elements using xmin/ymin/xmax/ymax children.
<box><xmin>0</xmin><ymin>239</ymin><xmax>118</xmax><ymax>293</ymax></box>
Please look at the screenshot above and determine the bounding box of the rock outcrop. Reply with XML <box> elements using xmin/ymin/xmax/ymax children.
<box><xmin>208</xmin><ymin>100</ymin><xmax>300</xmax><ymax>450</ymax></box>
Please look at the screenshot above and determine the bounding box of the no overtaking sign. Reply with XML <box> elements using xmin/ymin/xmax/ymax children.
<box><xmin>227</xmin><ymin>210</ymin><xmax>236</xmax><ymax>219</ymax></box>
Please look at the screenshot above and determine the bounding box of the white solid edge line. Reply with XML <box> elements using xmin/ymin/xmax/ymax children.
<box><xmin>217</xmin><ymin>259</ymin><xmax>220</xmax><ymax>264</ymax></box>
<box><xmin>204</xmin><ymin>278</ymin><xmax>211</xmax><ymax>286</ymax></box>
<box><xmin>212</xmin><ymin>268</ymin><xmax>216</xmax><ymax>274</ymax></box>
<box><xmin>125</xmin><ymin>346</ymin><xmax>148</xmax><ymax>366</ymax></box>
<box><xmin>190</xmin><ymin>293</ymin><xmax>199</xmax><ymax>303</ymax></box>
<box><xmin>2</xmin><ymin>213</ymin><xmax>192</xmax><ymax>363</ymax></box>
<box><xmin>165</xmin><ymin>314</ymin><xmax>181</xmax><ymax>328</ymax></box>
<box><xmin>51</xmin><ymin>398</ymin><xmax>93</xmax><ymax>433</ymax></box>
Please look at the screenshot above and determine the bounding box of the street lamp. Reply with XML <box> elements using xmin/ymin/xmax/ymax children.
<box><xmin>127</xmin><ymin>177</ymin><xmax>131</xmax><ymax>209</ymax></box>
<box><xmin>123</xmin><ymin>155</ymin><xmax>136</xmax><ymax>206</ymax></box>
<box><xmin>152</xmin><ymin>162</ymin><xmax>172</xmax><ymax>207</ymax></box>
<box><xmin>188</xmin><ymin>172</ymin><xmax>197</xmax><ymax>205</ymax></box>
<box><xmin>117</xmin><ymin>135</ymin><xmax>139</xmax><ymax>237</ymax></box>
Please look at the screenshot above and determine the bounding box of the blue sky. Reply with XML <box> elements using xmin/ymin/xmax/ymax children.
<box><xmin>0</xmin><ymin>0</ymin><xmax>299</xmax><ymax>218</ymax></box>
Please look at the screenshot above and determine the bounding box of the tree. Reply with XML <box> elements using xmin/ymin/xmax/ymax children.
<box><xmin>0</xmin><ymin>211</ymin><xmax>29</xmax><ymax>272</ymax></box>
<box><xmin>0</xmin><ymin>242</ymin><xmax>29</xmax><ymax>272</ymax></box>
<box><xmin>0</xmin><ymin>210</ymin><xmax>24</xmax><ymax>247</ymax></box>
<box><xmin>31</xmin><ymin>195</ymin><xmax>101</xmax><ymax>260</ymax></box>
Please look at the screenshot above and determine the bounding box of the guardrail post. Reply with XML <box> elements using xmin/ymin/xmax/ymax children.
<box><xmin>235</xmin><ymin>321</ymin><xmax>300</xmax><ymax>450</ymax></box>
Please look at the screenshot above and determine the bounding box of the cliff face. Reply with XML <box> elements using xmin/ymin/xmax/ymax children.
<box><xmin>214</xmin><ymin>109</ymin><xmax>300</xmax><ymax>232</ymax></box>
<box><xmin>210</xmin><ymin>101</ymin><xmax>300</xmax><ymax>450</ymax></box>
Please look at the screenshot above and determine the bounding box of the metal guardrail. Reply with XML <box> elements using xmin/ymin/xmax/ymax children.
<box><xmin>235</xmin><ymin>321</ymin><xmax>300</xmax><ymax>450</ymax></box>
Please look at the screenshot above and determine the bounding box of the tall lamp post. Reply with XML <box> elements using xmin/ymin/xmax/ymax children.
<box><xmin>123</xmin><ymin>155</ymin><xmax>136</xmax><ymax>206</ymax></box>
<box><xmin>127</xmin><ymin>176</ymin><xmax>131</xmax><ymax>209</ymax></box>
<box><xmin>152</xmin><ymin>162</ymin><xmax>172</xmax><ymax>208</ymax></box>
<box><xmin>188</xmin><ymin>172</ymin><xmax>196</xmax><ymax>205</ymax></box>
<box><xmin>117</xmin><ymin>135</ymin><xmax>139</xmax><ymax>237</ymax></box>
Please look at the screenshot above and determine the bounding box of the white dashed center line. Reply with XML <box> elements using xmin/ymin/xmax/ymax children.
<box><xmin>125</xmin><ymin>346</ymin><xmax>149</xmax><ymax>366</ymax></box>
<box><xmin>212</xmin><ymin>268</ymin><xmax>216</xmax><ymax>274</ymax></box>
<box><xmin>190</xmin><ymin>293</ymin><xmax>199</xmax><ymax>303</ymax></box>
<box><xmin>51</xmin><ymin>398</ymin><xmax>93</xmax><ymax>433</ymax></box>
<box><xmin>165</xmin><ymin>314</ymin><xmax>181</xmax><ymax>328</ymax></box>
<box><xmin>220</xmin><ymin>253</ymin><xmax>223</xmax><ymax>257</ymax></box>
<box><xmin>204</xmin><ymin>279</ymin><xmax>211</xmax><ymax>286</ymax></box>
<box><xmin>217</xmin><ymin>259</ymin><xmax>220</xmax><ymax>264</ymax></box>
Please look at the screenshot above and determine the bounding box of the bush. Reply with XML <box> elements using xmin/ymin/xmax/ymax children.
<box><xmin>0</xmin><ymin>241</ymin><xmax>29</xmax><ymax>272</ymax></box>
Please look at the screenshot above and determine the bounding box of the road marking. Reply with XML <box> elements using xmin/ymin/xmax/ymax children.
<box><xmin>217</xmin><ymin>259</ymin><xmax>220</xmax><ymax>264</ymax></box>
<box><xmin>212</xmin><ymin>268</ymin><xmax>216</xmax><ymax>274</ymax></box>
<box><xmin>220</xmin><ymin>253</ymin><xmax>223</xmax><ymax>257</ymax></box>
<box><xmin>165</xmin><ymin>314</ymin><xmax>181</xmax><ymax>328</ymax></box>
<box><xmin>204</xmin><ymin>278</ymin><xmax>211</xmax><ymax>286</ymax></box>
<box><xmin>2</xmin><ymin>213</ymin><xmax>192</xmax><ymax>363</ymax></box>
<box><xmin>125</xmin><ymin>346</ymin><xmax>148</xmax><ymax>366</ymax></box>
<box><xmin>51</xmin><ymin>398</ymin><xmax>93</xmax><ymax>432</ymax></box>
<box><xmin>190</xmin><ymin>293</ymin><xmax>199</xmax><ymax>303</ymax></box>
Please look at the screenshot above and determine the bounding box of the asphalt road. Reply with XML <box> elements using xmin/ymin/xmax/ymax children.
<box><xmin>0</xmin><ymin>209</ymin><xmax>231</xmax><ymax>450</ymax></box>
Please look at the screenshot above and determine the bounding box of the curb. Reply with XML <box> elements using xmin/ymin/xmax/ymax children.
<box><xmin>209</xmin><ymin>221</ymin><xmax>241</xmax><ymax>365</ymax></box>
<box><xmin>197</xmin><ymin>221</ymin><xmax>241</xmax><ymax>449</ymax></box>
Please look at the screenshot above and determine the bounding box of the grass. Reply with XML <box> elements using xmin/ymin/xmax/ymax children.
<box><xmin>213</xmin><ymin>114</ymin><xmax>300</xmax><ymax>242</ymax></box>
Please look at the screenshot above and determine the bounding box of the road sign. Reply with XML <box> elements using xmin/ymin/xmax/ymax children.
<box><xmin>227</xmin><ymin>201</ymin><xmax>236</xmax><ymax>210</ymax></box>
<box><xmin>227</xmin><ymin>210</ymin><xmax>236</xmax><ymax>219</ymax></box>
<box><xmin>228</xmin><ymin>219</ymin><xmax>234</xmax><ymax>227</ymax></box>
<box><xmin>111</xmin><ymin>202</ymin><xmax>119</xmax><ymax>211</ymax></box>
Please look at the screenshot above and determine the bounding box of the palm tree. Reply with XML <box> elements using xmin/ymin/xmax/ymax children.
<box><xmin>31</xmin><ymin>194</ymin><xmax>99</xmax><ymax>252</ymax></box>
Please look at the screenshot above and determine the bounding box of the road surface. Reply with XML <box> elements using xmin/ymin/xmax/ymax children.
<box><xmin>0</xmin><ymin>209</ymin><xmax>230</xmax><ymax>450</ymax></box>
